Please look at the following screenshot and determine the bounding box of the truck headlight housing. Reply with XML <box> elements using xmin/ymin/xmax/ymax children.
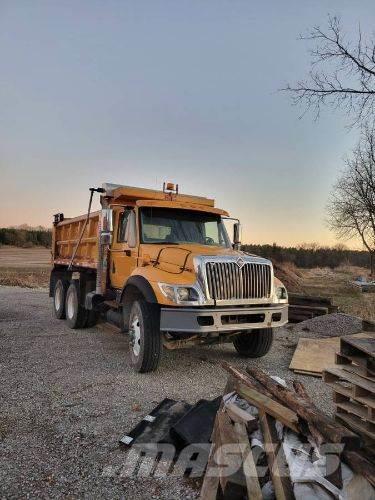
<box><xmin>158</xmin><ymin>283</ymin><xmax>201</xmax><ymax>304</ymax></box>
<box><xmin>275</xmin><ymin>286</ymin><xmax>287</xmax><ymax>300</ymax></box>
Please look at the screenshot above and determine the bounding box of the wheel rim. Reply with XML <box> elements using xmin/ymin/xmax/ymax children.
<box><xmin>130</xmin><ymin>316</ymin><xmax>141</xmax><ymax>356</ymax></box>
<box><xmin>55</xmin><ymin>285</ymin><xmax>62</xmax><ymax>310</ymax></box>
<box><xmin>67</xmin><ymin>292</ymin><xmax>75</xmax><ymax>319</ymax></box>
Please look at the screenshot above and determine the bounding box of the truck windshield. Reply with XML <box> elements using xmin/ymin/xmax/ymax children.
<box><xmin>140</xmin><ymin>207</ymin><xmax>231</xmax><ymax>247</ymax></box>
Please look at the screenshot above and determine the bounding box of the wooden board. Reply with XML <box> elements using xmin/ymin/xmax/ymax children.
<box><xmin>289</xmin><ymin>337</ymin><xmax>340</xmax><ymax>375</ymax></box>
<box><xmin>290</xmin><ymin>333</ymin><xmax>375</xmax><ymax>377</ymax></box>
<box><xmin>234</xmin><ymin>422</ymin><xmax>262</xmax><ymax>500</ymax></box>
<box><xmin>235</xmin><ymin>382</ymin><xmax>300</xmax><ymax>433</ymax></box>
<box><xmin>259</xmin><ymin>412</ymin><xmax>294</xmax><ymax>500</ymax></box>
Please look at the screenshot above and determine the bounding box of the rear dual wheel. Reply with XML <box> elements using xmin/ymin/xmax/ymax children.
<box><xmin>53</xmin><ymin>279</ymin><xmax>69</xmax><ymax>319</ymax></box>
<box><xmin>53</xmin><ymin>279</ymin><xmax>97</xmax><ymax>328</ymax></box>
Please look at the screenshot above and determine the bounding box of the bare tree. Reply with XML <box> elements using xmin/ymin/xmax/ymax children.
<box><xmin>284</xmin><ymin>15</ymin><xmax>375</xmax><ymax>125</ymax></box>
<box><xmin>327</xmin><ymin>128</ymin><xmax>375</xmax><ymax>274</ymax></box>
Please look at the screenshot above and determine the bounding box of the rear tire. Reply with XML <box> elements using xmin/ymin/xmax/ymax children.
<box><xmin>128</xmin><ymin>299</ymin><xmax>162</xmax><ymax>373</ymax></box>
<box><xmin>53</xmin><ymin>279</ymin><xmax>68</xmax><ymax>319</ymax></box>
<box><xmin>85</xmin><ymin>310</ymin><xmax>98</xmax><ymax>328</ymax></box>
<box><xmin>65</xmin><ymin>281</ymin><xmax>88</xmax><ymax>329</ymax></box>
<box><xmin>232</xmin><ymin>328</ymin><xmax>273</xmax><ymax>358</ymax></box>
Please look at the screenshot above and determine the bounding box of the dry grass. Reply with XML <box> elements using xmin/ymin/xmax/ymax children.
<box><xmin>297</xmin><ymin>265</ymin><xmax>375</xmax><ymax>322</ymax></box>
<box><xmin>0</xmin><ymin>246</ymin><xmax>50</xmax><ymax>288</ymax></box>
<box><xmin>0</xmin><ymin>268</ymin><xmax>49</xmax><ymax>288</ymax></box>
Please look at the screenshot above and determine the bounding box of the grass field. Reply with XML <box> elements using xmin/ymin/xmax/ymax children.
<box><xmin>0</xmin><ymin>246</ymin><xmax>50</xmax><ymax>288</ymax></box>
<box><xmin>0</xmin><ymin>246</ymin><xmax>374</xmax><ymax>321</ymax></box>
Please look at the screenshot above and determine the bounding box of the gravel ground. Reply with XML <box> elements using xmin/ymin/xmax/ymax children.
<box><xmin>0</xmin><ymin>287</ymin><xmax>353</xmax><ymax>499</ymax></box>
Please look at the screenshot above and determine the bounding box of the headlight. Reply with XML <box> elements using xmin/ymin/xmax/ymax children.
<box><xmin>158</xmin><ymin>283</ymin><xmax>201</xmax><ymax>303</ymax></box>
<box><xmin>276</xmin><ymin>286</ymin><xmax>287</xmax><ymax>300</ymax></box>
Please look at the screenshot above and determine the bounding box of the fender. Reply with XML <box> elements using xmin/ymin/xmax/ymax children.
<box><xmin>120</xmin><ymin>275</ymin><xmax>158</xmax><ymax>304</ymax></box>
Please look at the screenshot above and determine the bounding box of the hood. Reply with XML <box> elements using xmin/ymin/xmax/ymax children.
<box><xmin>140</xmin><ymin>243</ymin><xmax>271</xmax><ymax>275</ymax></box>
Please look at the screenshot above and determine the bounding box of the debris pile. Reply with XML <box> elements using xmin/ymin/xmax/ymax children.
<box><xmin>200</xmin><ymin>362</ymin><xmax>375</xmax><ymax>499</ymax></box>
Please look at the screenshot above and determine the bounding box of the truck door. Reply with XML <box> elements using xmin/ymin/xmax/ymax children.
<box><xmin>110</xmin><ymin>207</ymin><xmax>138</xmax><ymax>289</ymax></box>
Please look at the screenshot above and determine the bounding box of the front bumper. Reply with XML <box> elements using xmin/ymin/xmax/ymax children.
<box><xmin>160</xmin><ymin>304</ymin><xmax>288</xmax><ymax>334</ymax></box>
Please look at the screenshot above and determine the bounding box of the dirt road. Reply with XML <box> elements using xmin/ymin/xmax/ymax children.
<box><xmin>0</xmin><ymin>286</ymin><xmax>335</xmax><ymax>498</ymax></box>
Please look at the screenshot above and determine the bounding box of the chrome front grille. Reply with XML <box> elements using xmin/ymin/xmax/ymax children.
<box><xmin>205</xmin><ymin>261</ymin><xmax>272</xmax><ymax>300</ymax></box>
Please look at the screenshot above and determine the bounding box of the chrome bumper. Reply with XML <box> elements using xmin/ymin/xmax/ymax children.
<box><xmin>160</xmin><ymin>304</ymin><xmax>288</xmax><ymax>334</ymax></box>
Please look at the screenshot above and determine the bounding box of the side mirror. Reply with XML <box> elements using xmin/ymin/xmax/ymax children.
<box><xmin>101</xmin><ymin>208</ymin><xmax>113</xmax><ymax>232</ymax></box>
<box><xmin>233</xmin><ymin>222</ymin><xmax>242</xmax><ymax>250</ymax></box>
<box><xmin>125</xmin><ymin>211</ymin><xmax>137</xmax><ymax>248</ymax></box>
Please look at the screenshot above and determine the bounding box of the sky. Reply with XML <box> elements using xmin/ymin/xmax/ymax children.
<box><xmin>1</xmin><ymin>0</ymin><xmax>374</xmax><ymax>248</ymax></box>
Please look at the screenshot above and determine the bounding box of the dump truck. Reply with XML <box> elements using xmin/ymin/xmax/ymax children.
<box><xmin>50</xmin><ymin>183</ymin><xmax>288</xmax><ymax>372</ymax></box>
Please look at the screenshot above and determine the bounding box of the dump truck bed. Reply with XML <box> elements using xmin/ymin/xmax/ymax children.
<box><xmin>52</xmin><ymin>211</ymin><xmax>100</xmax><ymax>268</ymax></box>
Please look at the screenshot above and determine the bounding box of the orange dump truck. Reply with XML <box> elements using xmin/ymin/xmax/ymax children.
<box><xmin>50</xmin><ymin>183</ymin><xmax>288</xmax><ymax>372</ymax></box>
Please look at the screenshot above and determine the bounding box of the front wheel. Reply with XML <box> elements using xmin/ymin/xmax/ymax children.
<box><xmin>232</xmin><ymin>328</ymin><xmax>274</xmax><ymax>358</ymax></box>
<box><xmin>128</xmin><ymin>299</ymin><xmax>162</xmax><ymax>373</ymax></box>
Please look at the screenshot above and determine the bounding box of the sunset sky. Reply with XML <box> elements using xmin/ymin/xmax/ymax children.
<box><xmin>1</xmin><ymin>0</ymin><xmax>374</xmax><ymax>248</ymax></box>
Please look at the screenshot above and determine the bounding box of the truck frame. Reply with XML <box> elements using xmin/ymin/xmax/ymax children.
<box><xmin>50</xmin><ymin>183</ymin><xmax>288</xmax><ymax>372</ymax></box>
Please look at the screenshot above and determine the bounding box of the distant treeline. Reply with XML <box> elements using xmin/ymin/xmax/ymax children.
<box><xmin>242</xmin><ymin>243</ymin><xmax>370</xmax><ymax>269</ymax></box>
<box><xmin>0</xmin><ymin>228</ymin><xmax>51</xmax><ymax>248</ymax></box>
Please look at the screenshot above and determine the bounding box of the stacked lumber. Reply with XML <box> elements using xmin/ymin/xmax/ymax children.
<box><xmin>323</xmin><ymin>333</ymin><xmax>375</xmax><ymax>445</ymax></box>
<box><xmin>288</xmin><ymin>293</ymin><xmax>338</xmax><ymax>323</ymax></box>
<box><xmin>200</xmin><ymin>363</ymin><xmax>375</xmax><ymax>499</ymax></box>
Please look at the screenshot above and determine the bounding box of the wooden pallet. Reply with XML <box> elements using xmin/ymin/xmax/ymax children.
<box><xmin>335</xmin><ymin>409</ymin><xmax>375</xmax><ymax>443</ymax></box>
<box><xmin>323</xmin><ymin>367</ymin><xmax>375</xmax><ymax>401</ymax></box>
<box><xmin>340</xmin><ymin>335</ymin><xmax>375</xmax><ymax>373</ymax></box>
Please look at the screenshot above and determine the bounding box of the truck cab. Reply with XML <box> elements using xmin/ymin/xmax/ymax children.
<box><xmin>50</xmin><ymin>183</ymin><xmax>288</xmax><ymax>372</ymax></box>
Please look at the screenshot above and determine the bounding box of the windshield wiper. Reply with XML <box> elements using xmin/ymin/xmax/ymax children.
<box><xmin>146</xmin><ymin>241</ymin><xmax>179</xmax><ymax>245</ymax></box>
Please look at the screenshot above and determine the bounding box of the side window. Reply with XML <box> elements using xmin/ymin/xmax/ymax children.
<box><xmin>118</xmin><ymin>210</ymin><xmax>131</xmax><ymax>242</ymax></box>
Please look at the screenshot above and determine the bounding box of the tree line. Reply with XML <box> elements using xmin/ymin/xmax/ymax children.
<box><xmin>242</xmin><ymin>243</ymin><xmax>370</xmax><ymax>270</ymax></box>
<box><xmin>0</xmin><ymin>228</ymin><xmax>52</xmax><ymax>248</ymax></box>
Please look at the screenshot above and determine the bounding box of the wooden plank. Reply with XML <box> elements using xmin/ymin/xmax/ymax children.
<box><xmin>259</xmin><ymin>412</ymin><xmax>294</xmax><ymax>500</ymax></box>
<box><xmin>216</xmin><ymin>411</ymin><xmax>246</xmax><ymax>496</ymax></box>
<box><xmin>289</xmin><ymin>337</ymin><xmax>340</xmax><ymax>375</ymax></box>
<box><xmin>234</xmin><ymin>421</ymin><xmax>263</xmax><ymax>500</ymax></box>
<box><xmin>293</xmin><ymin>369</ymin><xmax>322</xmax><ymax>377</ymax></box>
<box><xmin>224</xmin><ymin>403</ymin><xmax>258</xmax><ymax>432</ymax></box>
<box><xmin>235</xmin><ymin>382</ymin><xmax>300</xmax><ymax>433</ymax></box>
<box><xmin>342</xmin><ymin>364</ymin><xmax>375</xmax><ymax>383</ymax></box>
<box><xmin>288</xmin><ymin>293</ymin><xmax>333</xmax><ymax>306</ymax></box>
<box><xmin>248</xmin><ymin>367</ymin><xmax>361</xmax><ymax>450</ymax></box>
<box><xmin>200</xmin><ymin>420</ymin><xmax>220</xmax><ymax>500</ymax></box>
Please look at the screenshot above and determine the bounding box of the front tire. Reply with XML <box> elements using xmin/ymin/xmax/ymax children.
<box><xmin>53</xmin><ymin>279</ymin><xmax>69</xmax><ymax>319</ymax></box>
<box><xmin>232</xmin><ymin>328</ymin><xmax>273</xmax><ymax>358</ymax></box>
<box><xmin>128</xmin><ymin>299</ymin><xmax>162</xmax><ymax>373</ymax></box>
<box><xmin>65</xmin><ymin>281</ymin><xmax>88</xmax><ymax>329</ymax></box>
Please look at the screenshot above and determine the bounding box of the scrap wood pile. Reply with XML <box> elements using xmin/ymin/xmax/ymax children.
<box><xmin>200</xmin><ymin>362</ymin><xmax>375</xmax><ymax>500</ymax></box>
<box><xmin>288</xmin><ymin>293</ymin><xmax>339</xmax><ymax>323</ymax></box>
<box><xmin>323</xmin><ymin>333</ymin><xmax>375</xmax><ymax>448</ymax></box>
